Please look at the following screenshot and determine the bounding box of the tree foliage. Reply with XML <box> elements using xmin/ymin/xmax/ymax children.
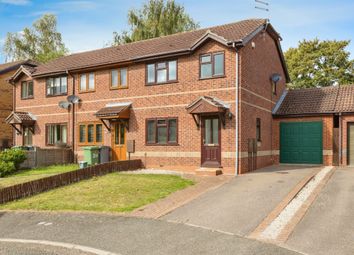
<box><xmin>3</xmin><ymin>14</ymin><xmax>68</xmax><ymax>63</ymax></box>
<box><xmin>113</xmin><ymin>0</ymin><xmax>199</xmax><ymax>45</ymax></box>
<box><xmin>285</xmin><ymin>39</ymin><xmax>354</xmax><ymax>88</ymax></box>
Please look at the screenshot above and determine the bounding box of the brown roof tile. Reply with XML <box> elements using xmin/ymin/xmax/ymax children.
<box><xmin>95</xmin><ymin>103</ymin><xmax>131</xmax><ymax>118</ymax></box>
<box><xmin>274</xmin><ymin>85</ymin><xmax>354</xmax><ymax>116</ymax></box>
<box><xmin>0</xmin><ymin>60</ymin><xmax>36</xmax><ymax>74</ymax></box>
<box><xmin>33</xmin><ymin>19</ymin><xmax>268</xmax><ymax>76</ymax></box>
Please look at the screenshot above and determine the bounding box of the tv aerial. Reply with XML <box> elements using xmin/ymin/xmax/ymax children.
<box><xmin>255</xmin><ymin>0</ymin><xmax>269</xmax><ymax>12</ymax></box>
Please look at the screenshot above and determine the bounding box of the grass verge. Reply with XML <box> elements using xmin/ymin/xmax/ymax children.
<box><xmin>0</xmin><ymin>173</ymin><xmax>194</xmax><ymax>212</ymax></box>
<box><xmin>0</xmin><ymin>164</ymin><xmax>79</xmax><ymax>189</ymax></box>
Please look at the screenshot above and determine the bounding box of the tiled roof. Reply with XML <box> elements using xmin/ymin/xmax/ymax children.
<box><xmin>5</xmin><ymin>111</ymin><xmax>37</xmax><ymax>124</ymax></box>
<box><xmin>0</xmin><ymin>60</ymin><xmax>37</xmax><ymax>75</ymax></box>
<box><xmin>95</xmin><ymin>103</ymin><xmax>132</xmax><ymax>118</ymax></box>
<box><xmin>33</xmin><ymin>19</ymin><xmax>269</xmax><ymax>76</ymax></box>
<box><xmin>273</xmin><ymin>85</ymin><xmax>354</xmax><ymax>116</ymax></box>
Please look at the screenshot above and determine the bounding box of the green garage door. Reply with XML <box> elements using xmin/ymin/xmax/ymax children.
<box><xmin>280</xmin><ymin>122</ymin><xmax>323</xmax><ymax>164</ymax></box>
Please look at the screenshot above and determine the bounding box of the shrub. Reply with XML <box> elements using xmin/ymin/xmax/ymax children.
<box><xmin>0</xmin><ymin>161</ymin><xmax>16</xmax><ymax>177</ymax></box>
<box><xmin>0</xmin><ymin>148</ymin><xmax>27</xmax><ymax>170</ymax></box>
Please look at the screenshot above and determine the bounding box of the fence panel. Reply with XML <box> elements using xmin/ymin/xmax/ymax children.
<box><xmin>0</xmin><ymin>159</ymin><xmax>142</xmax><ymax>204</ymax></box>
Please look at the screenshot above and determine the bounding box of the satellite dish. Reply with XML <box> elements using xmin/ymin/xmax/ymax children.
<box><xmin>59</xmin><ymin>101</ymin><xmax>71</xmax><ymax>109</ymax></box>
<box><xmin>271</xmin><ymin>73</ymin><xmax>282</xmax><ymax>83</ymax></box>
<box><xmin>67</xmin><ymin>95</ymin><xmax>81</xmax><ymax>104</ymax></box>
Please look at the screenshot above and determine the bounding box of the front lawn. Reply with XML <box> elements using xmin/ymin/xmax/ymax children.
<box><xmin>0</xmin><ymin>173</ymin><xmax>194</xmax><ymax>212</ymax></box>
<box><xmin>0</xmin><ymin>164</ymin><xmax>79</xmax><ymax>189</ymax></box>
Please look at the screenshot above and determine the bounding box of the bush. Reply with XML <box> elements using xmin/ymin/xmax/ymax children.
<box><xmin>0</xmin><ymin>161</ymin><xmax>16</xmax><ymax>177</ymax></box>
<box><xmin>0</xmin><ymin>148</ymin><xmax>27</xmax><ymax>170</ymax></box>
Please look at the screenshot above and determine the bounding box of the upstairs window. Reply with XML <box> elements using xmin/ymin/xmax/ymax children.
<box><xmin>111</xmin><ymin>68</ymin><xmax>128</xmax><ymax>89</ymax></box>
<box><xmin>79</xmin><ymin>72</ymin><xmax>95</xmax><ymax>92</ymax></box>
<box><xmin>46</xmin><ymin>123</ymin><xmax>67</xmax><ymax>145</ymax></box>
<box><xmin>21</xmin><ymin>81</ymin><xmax>33</xmax><ymax>99</ymax></box>
<box><xmin>46</xmin><ymin>76</ymin><xmax>67</xmax><ymax>96</ymax></box>
<box><xmin>146</xmin><ymin>60</ymin><xmax>177</xmax><ymax>85</ymax></box>
<box><xmin>200</xmin><ymin>52</ymin><xmax>225</xmax><ymax>79</ymax></box>
<box><xmin>146</xmin><ymin>118</ymin><xmax>178</xmax><ymax>145</ymax></box>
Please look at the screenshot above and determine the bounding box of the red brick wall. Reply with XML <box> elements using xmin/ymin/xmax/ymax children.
<box><xmin>0</xmin><ymin>70</ymin><xmax>14</xmax><ymax>146</ymax></box>
<box><xmin>340</xmin><ymin>115</ymin><xmax>354</xmax><ymax>166</ymax></box>
<box><xmin>14</xmin><ymin>40</ymin><xmax>238</xmax><ymax>174</ymax></box>
<box><xmin>238</xmin><ymin>31</ymin><xmax>287</xmax><ymax>173</ymax></box>
<box><xmin>273</xmin><ymin>116</ymin><xmax>334</xmax><ymax>166</ymax></box>
<box><xmin>13</xmin><ymin>31</ymin><xmax>288</xmax><ymax>175</ymax></box>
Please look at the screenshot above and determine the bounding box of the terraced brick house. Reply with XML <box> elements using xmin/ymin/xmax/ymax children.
<box><xmin>7</xmin><ymin>19</ymin><xmax>291</xmax><ymax>175</ymax></box>
<box><xmin>0</xmin><ymin>60</ymin><xmax>37</xmax><ymax>150</ymax></box>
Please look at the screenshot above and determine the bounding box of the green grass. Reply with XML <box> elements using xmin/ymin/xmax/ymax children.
<box><xmin>0</xmin><ymin>173</ymin><xmax>194</xmax><ymax>212</ymax></box>
<box><xmin>0</xmin><ymin>164</ymin><xmax>79</xmax><ymax>189</ymax></box>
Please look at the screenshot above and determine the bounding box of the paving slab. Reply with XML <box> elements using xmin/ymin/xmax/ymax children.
<box><xmin>162</xmin><ymin>165</ymin><xmax>320</xmax><ymax>236</ymax></box>
<box><xmin>285</xmin><ymin>167</ymin><xmax>354</xmax><ymax>255</ymax></box>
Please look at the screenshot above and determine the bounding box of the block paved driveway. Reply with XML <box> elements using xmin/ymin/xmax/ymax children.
<box><xmin>285</xmin><ymin>167</ymin><xmax>354</xmax><ymax>255</ymax></box>
<box><xmin>162</xmin><ymin>165</ymin><xmax>319</xmax><ymax>236</ymax></box>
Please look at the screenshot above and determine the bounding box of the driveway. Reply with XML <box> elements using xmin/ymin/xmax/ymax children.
<box><xmin>162</xmin><ymin>165</ymin><xmax>319</xmax><ymax>236</ymax></box>
<box><xmin>285</xmin><ymin>167</ymin><xmax>354</xmax><ymax>255</ymax></box>
<box><xmin>0</xmin><ymin>211</ymin><xmax>300</xmax><ymax>255</ymax></box>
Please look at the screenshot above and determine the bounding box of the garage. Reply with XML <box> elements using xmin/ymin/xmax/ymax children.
<box><xmin>280</xmin><ymin>121</ymin><xmax>323</xmax><ymax>164</ymax></box>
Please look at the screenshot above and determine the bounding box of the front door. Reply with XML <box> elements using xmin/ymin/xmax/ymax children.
<box><xmin>348</xmin><ymin>123</ymin><xmax>354</xmax><ymax>165</ymax></box>
<box><xmin>201</xmin><ymin>116</ymin><xmax>221</xmax><ymax>167</ymax></box>
<box><xmin>112</xmin><ymin>122</ymin><xmax>127</xmax><ymax>161</ymax></box>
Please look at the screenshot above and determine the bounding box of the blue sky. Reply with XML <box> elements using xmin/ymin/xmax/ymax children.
<box><xmin>0</xmin><ymin>0</ymin><xmax>353</xmax><ymax>63</ymax></box>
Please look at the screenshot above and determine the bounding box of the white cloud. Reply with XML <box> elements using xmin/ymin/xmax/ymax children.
<box><xmin>0</xmin><ymin>0</ymin><xmax>30</xmax><ymax>5</ymax></box>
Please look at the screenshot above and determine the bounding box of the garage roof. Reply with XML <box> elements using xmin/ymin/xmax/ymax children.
<box><xmin>273</xmin><ymin>85</ymin><xmax>354</xmax><ymax>116</ymax></box>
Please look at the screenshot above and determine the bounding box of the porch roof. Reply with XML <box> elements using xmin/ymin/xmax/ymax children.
<box><xmin>95</xmin><ymin>102</ymin><xmax>132</xmax><ymax>119</ymax></box>
<box><xmin>5</xmin><ymin>111</ymin><xmax>37</xmax><ymax>125</ymax></box>
<box><xmin>186</xmin><ymin>96</ymin><xmax>230</xmax><ymax>114</ymax></box>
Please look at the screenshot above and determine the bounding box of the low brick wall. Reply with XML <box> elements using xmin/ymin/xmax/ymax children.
<box><xmin>0</xmin><ymin>159</ymin><xmax>142</xmax><ymax>204</ymax></box>
<box><xmin>21</xmin><ymin>148</ymin><xmax>73</xmax><ymax>169</ymax></box>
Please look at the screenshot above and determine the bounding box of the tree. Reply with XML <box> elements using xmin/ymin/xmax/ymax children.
<box><xmin>3</xmin><ymin>14</ymin><xmax>68</xmax><ymax>63</ymax></box>
<box><xmin>113</xmin><ymin>0</ymin><xmax>199</xmax><ymax>45</ymax></box>
<box><xmin>285</xmin><ymin>39</ymin><xmax>354</xmax><ymax>88</ymax></box>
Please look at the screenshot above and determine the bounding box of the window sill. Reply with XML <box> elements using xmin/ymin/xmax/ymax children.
<box><xmin>79</xmin><ymin>90</ymin><xmax>96</xmax><ymax>94</ymax></box>
<box><xmin>78</xmin><ymin>143</ymin><xmax>104</xmax><ymax>146</ymax></box>
<box><xmin>145</xmin><ymin>80</ymin><xmax>179</xmax><ymax>86</ymax></box>
<box><xmin>21</xmin><ymin>97</ymin><xmax>34</xmax><ymax>100</ymax></box>
<box><xmin>145</xmin><ymin>143</ymin><xmax>179</xmax><ymax>146</ymax></box>
<box><xmin>110</xmin><ymin>86</ymin><xmax>129</xmax><ymax>90</ymax></box>
<box><xmin>199</xmin><ymin>75</ymin><xmax>226</xmax><ymax>81</ymax></box>
<box><xmin>46</xmin><ymin>93</ymin><xmax>68</xmax><ymax>98</ymax></box>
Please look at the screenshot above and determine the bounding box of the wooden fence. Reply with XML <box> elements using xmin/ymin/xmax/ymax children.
<box><xmin>21</xmin><ymin>148</ymin><xmax>73</xmax><ymax>169</ymax></box>
<box><xmin>0</xmin><ymin>159</ymin><xmax>142</xmax><ymax>204</ymax></box>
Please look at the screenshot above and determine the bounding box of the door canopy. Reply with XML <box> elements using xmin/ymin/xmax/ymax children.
<box><xmin>5</xmin><ymin>111</ymin><xmax>36</xmax><ymax>134</ymax></box>
<box><xmin>186</xmin><ymin>96</ymin><xmax>230</xmax><ymax>128</ymax></box>
<box><xmin>95</xmin><ymin>102</ymin><xmax>132</xmax><ymax>131</ymax></box>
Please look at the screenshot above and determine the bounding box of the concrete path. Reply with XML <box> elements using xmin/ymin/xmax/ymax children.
<box><xmin>162</xmin><ymin>165</ymin><xmax>320</xmax><ymax>236</ymax></box>
<box><xmin>0</xmin><ymin>211</ymin><xmax>300</xmax><ymax>255</ymax></box>
<box><xmin>130</xmin><ymin>174</ymin><xmax>231</xmax><ymax>218</ymax></box>
<box><xmin>285</xmin><ymin>167</ymin><xmax>354</xmax><ymax>255</ymax></box>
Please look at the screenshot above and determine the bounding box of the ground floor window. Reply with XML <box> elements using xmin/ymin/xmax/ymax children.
<box><xmin>46</xmin><ymin>123</ymin><xmax>67</xmax><ymax>145</ymax></box>
<box><xmin>146</xmin><ymin>118</ymin><xmax>177</xmax><ymax>145</ymax></box>
<box><xmin>23</xmin><ymin>126</ymin><xmax>33</xmax><ymax>146</ymax></box>
<box><xmin>79</xmin><ymin>123</ymin><xmax>103</xmax><ymax>145</ymax></box>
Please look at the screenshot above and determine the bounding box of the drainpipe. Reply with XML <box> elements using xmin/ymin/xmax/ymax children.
<box><xmin>66</xmin><ymin>70</ymin><xmax>75</xmax><ymax>163</ymax></box>
<box><xmin>11</xmin><ymin>79</ymin><xmax>16</xmax><ymax>146</ymax></box>
<box><xmin>234</xmin><ymin>43</ymin><xmax>240</xmax><ymax>176</ymax></box>
<box><xmin>339</xmin><ymin>113</ymin><xmax>342</xmax><ymax>165</ymax></box>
